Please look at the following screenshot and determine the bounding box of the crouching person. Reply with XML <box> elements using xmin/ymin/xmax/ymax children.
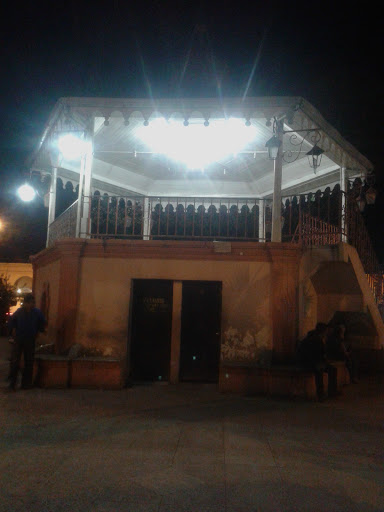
<box><xmin>297</xmin><ymin>323</ymin><xmax>338</xmax><ymax>402</ymax></box>
<box><xmin>7</xmin><ymin>294</ymin><xmax>46</xmax><ymax>391</ymax></box>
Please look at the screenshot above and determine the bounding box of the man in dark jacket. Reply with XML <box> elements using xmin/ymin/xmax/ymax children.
<box><xmin>7</xmin><ymin>294</ymin><xmax>46</xmax><ymax>390</ymax></box>
<box><xmin>298</xmin><ymin>323</ymin><xmax>338</xmax><ymax>401</ymax></box>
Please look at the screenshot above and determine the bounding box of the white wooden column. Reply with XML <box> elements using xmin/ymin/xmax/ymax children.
<box><xmin>258</xmin><ymin>199</ymin><xmax>265</xmax><ymax>242</ymax></box>
<box><xmin>46</xmin><ymin>166</ymin><xmax>58</xmax><ymax>247</ymax></box>
<box><xmin>143</xmin><ymin>197</ymin><xmax>151</xmax><ymax>240</ymax></box>
<box><xmin>75</xmin><ymin>153</ymin><xmax>85</xmax><ymax>238</ymax></box>
<box><xmin>76</xmin><ymin>119</ymin><xmax>94</xmax><ymax>238</ymax></box>
<box><xmin>271</xmin><ymin>122</ymin><xmax>284</xmax><ymax>243</ymax></box>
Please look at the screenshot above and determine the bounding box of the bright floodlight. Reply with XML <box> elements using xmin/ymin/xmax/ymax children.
<box><xmin>17</xmin><ymin>184</ymin><xmax>36</xmax><ymax>202</ymax></box>
<box><xmin>58</xmin><ymin>133</ymin><xmax>87</xmax><ymax>160</ymax></box>
<box><xmin>135</xmin><ymin>118</ymin><xmax>258</xmax><ymax>169</ymax></box>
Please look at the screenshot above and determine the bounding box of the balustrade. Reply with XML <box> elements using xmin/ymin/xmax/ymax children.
<box><xmin>47</xmin><ymin>200</ymin><xmax>78</xmax><ymax>248</ymax></box>
<box><xmin>47</xmin><ymin>187</ymin><xmax>383</xmax><ymax>304</ymax></box>
<box><xmin>88</xmin><ymin>196</ymin><xmax>273</xmax><ymax>242</ymax></box>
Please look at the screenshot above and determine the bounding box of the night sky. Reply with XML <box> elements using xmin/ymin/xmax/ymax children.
<box><xmin>0</xmin><ymin>1</ymin><xmax>382</xmax><ymax>260</ymax></box>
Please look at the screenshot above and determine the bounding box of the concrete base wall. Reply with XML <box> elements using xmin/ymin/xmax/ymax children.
<box><xmin>31</xmin><ymin>240</ymin><xmax>301</xmax><ymax>367</ymax></box>
<box><xmin>31</xmin><ymin>239</ymin><xmax>384</xmax><ymax>387</ymax></box>
<box><xmin>33</xmin><ymin>259</ymin><xmax>60</xmax><ymax>347</ymax></box>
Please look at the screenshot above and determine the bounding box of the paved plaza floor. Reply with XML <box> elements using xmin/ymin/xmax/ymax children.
<box><xmin>1</xmin><ymin>338</ymin><xmax>384</xmax><ymax>511</ymax></box>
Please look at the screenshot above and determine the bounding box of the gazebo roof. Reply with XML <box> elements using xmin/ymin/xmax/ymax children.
<box><xmin>31</xmin><ymin>96</ymin><xmax>373</xmax><ymax>198</ymax></box>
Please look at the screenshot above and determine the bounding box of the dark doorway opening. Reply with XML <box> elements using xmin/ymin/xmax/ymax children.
<box><xmin>179</xmin><ymin>281</ymin><xmax>222</xmax><ymax>382</ymax></box>
<box><xmin>130</xmin><ymin>279</ymin><xmax>173</xmax><ymax>381</ymax></box>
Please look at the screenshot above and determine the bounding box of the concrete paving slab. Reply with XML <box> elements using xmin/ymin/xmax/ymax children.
<box><xmin>1</xmin><ymin>338</ymin><xmax>384</xmax><ymax>512</ymax></box>
<box><xmin>226</xmin><ymin>466</ymin><xmax>286</xmax><ymax>511</ymax></box>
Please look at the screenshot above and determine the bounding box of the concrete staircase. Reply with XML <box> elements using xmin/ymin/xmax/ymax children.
<box><xmin>302</xmin><ymin>244</ymin><xmax>384</xmax><ymax>373</ymax></box>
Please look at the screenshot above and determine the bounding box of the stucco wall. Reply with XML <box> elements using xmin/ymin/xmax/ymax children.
<box><xmin>31</xmin><ymin>239</ymin><xmax>384</xmax><ymax>376</ymax></box>
<box><xmin>300</xmin><ymin>277</ymin><xmax>317</xmax><ymax>339</ymax></box>
<box><xmin>317</xmin><ymin>294</ymin><xmax>364</xmax><ymax>324</ymax></box>
<box><xmin>298</xmin><ymin>247</ymin><xmax>339</xmax><ymax>339</ymax></box>
<box><xmin>33</xmin><ymin>259</ymin><xmax>60</xmax><ymax>345</ymax></box>
<box><xmin>75</xmin><ymin>257</ymin><xmax>272</xmax><ymax>362</ymax></box>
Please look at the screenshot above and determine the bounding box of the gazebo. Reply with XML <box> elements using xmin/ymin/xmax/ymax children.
<box><xmin>30</xmin><ymin>96</ymin><xmax>372</xmax><ymax>246</ymax></box>
<box><xmin>29</xmin><ymin>96</ymin><xmax>384</xmax><ymax>391</ymax></box>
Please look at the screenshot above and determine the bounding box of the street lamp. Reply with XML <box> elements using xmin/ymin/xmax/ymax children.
<box><xmin>306</xmin><ymin>144</ymin><xmax>324</xmax><ymax>174</ymax></box>
<box><xmin>17</xmin><ymin>133</ymin><xmax>87</xmax><ymax>204</ymax></box>
<box><xmin>266</xmin><ymin>117</ymin><xmax>324</xmax><ymax>175</ymax></box>
<box><xmin>265</xmin><ymin>135</ymin><xmax>282</xmax><ymax>160</ymax></box>
<box><xmin>17</xmin><ymin>183</ymin><xmax>36</xmax><ymax>202</ymax></box>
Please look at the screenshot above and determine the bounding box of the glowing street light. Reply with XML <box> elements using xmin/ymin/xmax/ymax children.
<box><xmin>265</xmin><ymin>135</ymin><xmax>282</xmax><ymax>160</ymax></box>
<box><xmin>135</xmin><ymin>118</ymin><xmax>258</xmax><ymax>170</ymax></box>
<box><xmin>57</xmin><ymin>133</ymin><xmax>88</xmax><ymax>160</ymax></box>
<box><xmin>306</xmin><ymin>144</ymin><xmax>324</xmax><ymax>174</ymax></box>
<box><xmin>15</xmin><ymin>133</ymin><xmax>88</xmax><ymax>207</ymax></box>
<box><xmin>17</xmin><ymin>183</ymin><xmax>36</xmax><ymax>202</ymax></box>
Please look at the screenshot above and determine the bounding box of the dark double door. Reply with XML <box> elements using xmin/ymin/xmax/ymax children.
<box><xmin>130</xmin><ymin>279</ymin><xmax>222</xmax><ymax>382</ymax></box>
<box><xmin>130</xmin><ymin>279</ymin><xmax>173</xmax><ymax>381</ymax></box>
<box><xmin>179</xmin><ymin>281</ymin><xmax>222</xmax><ymax>382</ymax></box>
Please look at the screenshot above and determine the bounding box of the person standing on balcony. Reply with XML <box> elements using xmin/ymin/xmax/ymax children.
<box><xmin>297</xmin><ymin>323</ymin><xmax>338</xmax><ymax>401</ymax></box>
<box><xmin>7</xmin><ymin>294</ymin><xmax>46</xmax><ymax>391</ymax></box>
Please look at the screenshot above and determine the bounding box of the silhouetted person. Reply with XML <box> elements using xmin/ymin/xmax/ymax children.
<box><xmin>7</xmin><ymin>294</ymin><xmax>46</xmax><ymax>390</ymax></box>
<box><xmin>327</xmin><ymin>324</ymin><xmax>357</xmax><ymax>383</ymax></box>
<box><xmin>298</xmin><ymin>323</ymin><xmax>338</xmax><ymax>401</ymax></box>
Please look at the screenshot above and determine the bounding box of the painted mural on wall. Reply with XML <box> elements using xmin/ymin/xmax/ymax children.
<box><xmin>221</xmin><ymin>264</ymin><xmax>272</xmax><ymax>366</ymax></box>
<box><xmin>221</xmin><ymin>325</ymin><xmax>271</xmax><ymax>364</ymax></box>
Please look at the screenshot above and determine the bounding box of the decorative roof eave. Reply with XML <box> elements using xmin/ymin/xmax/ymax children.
<box><xmin>296</xmin><ymin>98</ymin><xmax>373</xmax><ymax>173</ymax></box>
<box><xmin>59</xmin><ymin>95</ymin><xmax>303</xmax><ymax>116</ymax></box>
<box><xmin>29</xmin><ymin>96</ymin><xmax>302</xmax><ymax>169</ymax></box>
<box><xmin>30</xmin><ymin>96</ymin><xmax>373</xmax><ymax>176</ymax></box>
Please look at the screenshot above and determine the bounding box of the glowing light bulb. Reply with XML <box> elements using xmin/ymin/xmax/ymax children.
<box><xmin>135</xmin><ymin>118</ymin><xmax>259</xmax><ymax>170</ymax></box>
<box><xmin>17</xmin><ymin>184</ymin><xmax>36</xmax><ymax>202</ymax></box>
<box><xmin>58</xmin><ymin>134</ymin><xmax>88</xmax><ymax>160</ymax></box>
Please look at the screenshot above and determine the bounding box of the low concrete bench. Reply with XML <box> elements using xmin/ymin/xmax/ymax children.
<box><xmin>35</xmin><ymin>355</ymin><xmax>70</xmax><ymax>388</ymax></box>
<box><xmin>219</xmin><ymin>361</ymin><xmax>349</xmax><ymax>400</ymax></box>
<box><xmin>34</xmin><ymin>356</ymin><xmax>124</xmax><ymax>389</ymax></box>
<box><xmin>268</xmin><ymin>365</ymin><xmax>325</xmax><ymax>401</ymax></box>
<box><xmin>70</xmin><ymin>358</ymin><xmax>123</xmax><ymax>389</ymax></box>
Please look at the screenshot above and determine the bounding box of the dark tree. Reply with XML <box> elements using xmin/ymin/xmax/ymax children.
<box><xmin>0</xmin><ymin>275</ymin><xmax>17</xmax><ymax>334</ymax></box>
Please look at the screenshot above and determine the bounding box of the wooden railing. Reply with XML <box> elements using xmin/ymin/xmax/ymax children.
<box><xmin>298</xmin><ymin>213</ymin><xmax>341</xmax><ymax>246</ymax></box>
<box><xmin>293</xmin><ymin>194</ymin><xmax>383</xmax><ymax>305</ymax></box>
